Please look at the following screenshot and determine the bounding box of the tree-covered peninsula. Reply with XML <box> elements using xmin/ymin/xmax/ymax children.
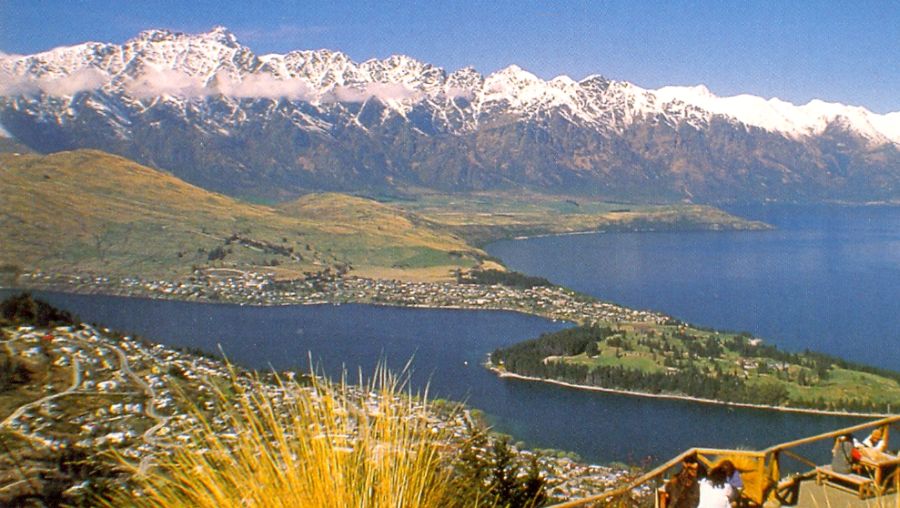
<box><xmin>491</xmin><ymin>323</ymin><xmax>900</xmax><ymax>414</ymax></box>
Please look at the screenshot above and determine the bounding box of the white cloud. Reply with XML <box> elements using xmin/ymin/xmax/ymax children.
<box><xmin>122</xmin><ymin>68</ymin><xmax>315</xmax><ymax>100</ymax></box>
<box><xmin>124</xmin><ymin>68</ymin><xmax>208</xmax><ymax>99</ymax></box>
<box><xmin>0</xmin><ymin>69</ymin><xmax>39</xmax><ymax>95</ymax></box>
<box><xmin>330</xmin><ymin>82</ymin><xmax>422</xmax><ymax>103</ymax></box>
<box><xmin>1</xmin><ymin>64</ymin><xmax>432</xmax><ymax>105</ymax></box>
<box><xmin>0</xmin><ymin>67</ymin><xmax>107</xmax><ymax>96</ymax></box>
<box><xmin>39</xmin><ymin>68</ymin><xmax>108</xmax><ymax>96</ymax></box>
<box><xmin>444</xmin><ymin>86</ymin><xmax>474</xmax><ymax>100</ymax></box>
<box><xmin>215</xmin><ymin>73</ymin><xmax>314</xmax><ymax>101</ymax></box>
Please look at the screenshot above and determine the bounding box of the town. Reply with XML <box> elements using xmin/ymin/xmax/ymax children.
<box><xmin>1</xmin><ymin>305</ymin><xmax>642</xmax><ymax>504</ymax></box>
<box><xmin>15</xmin><ymin>268</ymin><xmax>668</xmax><ymax>326</ymax></box>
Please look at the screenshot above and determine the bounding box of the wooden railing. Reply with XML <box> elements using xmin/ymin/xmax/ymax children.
<box><xmin>549</xmin><ymin>415</ymin><xmax>900</xmax><ymax>507</ymax></box>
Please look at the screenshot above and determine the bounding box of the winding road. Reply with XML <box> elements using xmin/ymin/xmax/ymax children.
<box><xmin>1</xmin><ymin>348</ymin><xmax>81</xmax><ymax>430</ymax></box>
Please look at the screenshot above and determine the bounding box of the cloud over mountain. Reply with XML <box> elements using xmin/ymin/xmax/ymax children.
<box><xmin>1</xmin><ymin>27</ymin><xmax>899</xmax><ymax>203</ymax></box>
<box><xmin>0</xmin><ymin>67</ymin><xmax>107</xmax><ymax>96</ymax></box>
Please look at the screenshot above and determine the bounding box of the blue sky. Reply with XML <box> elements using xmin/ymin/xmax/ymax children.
<box><xmin>2</xmin><ymin>0</ymin><xmax>898</xmax><ymax>113</ymax></box>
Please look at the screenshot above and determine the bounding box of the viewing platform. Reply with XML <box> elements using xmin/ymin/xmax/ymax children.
<box><xmin>551</xmin><ymin>415</ymin><xmax>900</xmax><ymax>508</ymax></box>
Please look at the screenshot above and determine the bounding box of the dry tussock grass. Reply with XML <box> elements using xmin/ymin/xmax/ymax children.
<box><xmin>104</xmin><ymin>366</ymin><xmax>456</xmax><ymax>508</ymax></box>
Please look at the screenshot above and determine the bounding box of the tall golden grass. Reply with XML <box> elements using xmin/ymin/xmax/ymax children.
<box><xmin>105</xmin><ymin>366</ymin><xmax>457</xmax><ymax>508</ymax></box>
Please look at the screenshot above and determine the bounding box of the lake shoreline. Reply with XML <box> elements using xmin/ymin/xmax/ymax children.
<box><xmin>3</xmin><ymin>272</ymin><xmax>667</xmax><ymax>326</ymax></box>
<box><xmin>487</xmin><ymin>365</ymin><xmax>891</xmax><ymax>419</ymax></box>
<box><xmin>510</xmin><ymin>223</ymin><xmax>775</xmax><ymax>241</ymax></box>
<box><xmin>5</xmin><ymin>278</ymin><xmax>898</xmax><ymax>418</ymax></box>
<box><xmin>1</xmin><ymin>281</ymin><xmax>567</xmax><ymax>321</ymax></box>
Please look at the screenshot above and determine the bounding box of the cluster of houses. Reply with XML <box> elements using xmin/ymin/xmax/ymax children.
<box><xmin>17</xmin><ymin>269</ymin><xmax>669</xmax><ymax>326</ymax></box>
<box><xmin>2</xmin><ymin>320</ymin><xmax>634</xmax><ymax>499</ymax></box>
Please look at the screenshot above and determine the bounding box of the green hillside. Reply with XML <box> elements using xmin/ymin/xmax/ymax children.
<box><xmin>492</xmin><ymin>323</ymin><xmax>900</xmax><ymax>413</ymax></box>
<box><xmin>0</xmin><ymin>150</ymin><xmax>487</xmax><ymax>281</ymax></box>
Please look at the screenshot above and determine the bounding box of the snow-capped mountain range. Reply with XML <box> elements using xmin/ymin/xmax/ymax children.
<box><xmin>2</xmin><ymin>26</ymin><xmax>899</xmax><ymax>202</ymax></box>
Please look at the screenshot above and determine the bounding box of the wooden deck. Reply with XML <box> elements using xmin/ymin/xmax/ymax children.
<box><xmin>768</xmin><ymin>479</ymin><xmax>899</xmax><ymax>508</ymax></box>
<box><xmin>550</xmin><ymin>416</ymin><xmax>900</xmax><ymax>508</ymax></box>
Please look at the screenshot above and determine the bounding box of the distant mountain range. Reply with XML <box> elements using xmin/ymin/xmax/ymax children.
<box><xmin>2</xmin><ymin>27</ymin><xmax>899</xmax><ymax>203</ymax></box>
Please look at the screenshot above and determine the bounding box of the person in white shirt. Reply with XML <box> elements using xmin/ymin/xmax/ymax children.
<box><xmin>698</xmin><ymin>465</ymin><xmax>734</xmax><ymax>508</ymax></box>
<box><xmin>860</xmin><ymin>427</ymin><xmax>887</xmax><ymax>452</ymax></box>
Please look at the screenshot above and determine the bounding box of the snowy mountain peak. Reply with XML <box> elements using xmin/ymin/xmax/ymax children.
<box><xmin>651</xmin><ymin>85</ymin><xmax>896</xmax><ymax>144</ymax></box>
<box><xmin>482</xmin><ymin>65</ymin><xmax>544</xmax><ymax>100</ymax></box>
<box><xmin>135</xmin><ymin>28</ymin><xmax>177</xmax><ymax>43</ymax></box>
<box><xmin>549</xmin><ymin>75</ymin><xmax>578</xmax><ymax>87</ymax></box>
<box><xmin>491</xmin><ymin>64</ymin><xmax>540</xmax><ymax>83</ymax></box>
<box><xmin>0</xmin><ymin>27</ymin><xmax>898</xmax><ymax>146</ymax></box>
<box><xmin>2</xmin><ymin>26</ymin><xmax>900</xmax><ymax>203</ymax></box>
<box><xmin>132</xmin><ymin>26</ymin><xmax>238</xmax><ymax>48</ymax></box>
<box><xmin>209</xmin><ymin>26</ymin><xmax>238</xmax><ymax>42</ymax></box>
<box><xmin>200</xmin><ymin>26</ymin><xmax>241</xmax><ymax>48</ymax></box>
<box><xmin>447</xmin><ymin>66</ymin><xmax>483</xmax><ymax>87</ymax></box>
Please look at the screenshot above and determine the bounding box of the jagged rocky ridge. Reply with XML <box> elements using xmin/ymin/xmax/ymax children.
<box><xmin>2</xmin><ymin>27</ymin><xmax>899</xmax><ymax>202</ymax></box>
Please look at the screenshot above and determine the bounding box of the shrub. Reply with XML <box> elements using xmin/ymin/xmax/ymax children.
<box><xmin>103</xmin><ymin>366</ymin><xmax>455</xmax><ymax>508</ymax></box>
<box><xmin>1</xmin><ymin>293</ymin><xmax>76</xmax><ymax>327</ymax></box>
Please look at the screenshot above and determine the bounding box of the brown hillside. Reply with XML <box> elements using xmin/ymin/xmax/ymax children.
<box><xmin>0</xmin><ymin>150</ymin><xmax>487</xmax><ymax>281</ymax></box>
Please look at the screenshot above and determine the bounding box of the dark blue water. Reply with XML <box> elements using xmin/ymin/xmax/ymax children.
<box><xmin>1</xmin><ymin>290</ymin><xmax>866</xmax><ymax>466</ymax></box>
<box><xmin>487</xmin><ymin>204</ymin><xmax>900</xmax><ymax>371</ymax></box>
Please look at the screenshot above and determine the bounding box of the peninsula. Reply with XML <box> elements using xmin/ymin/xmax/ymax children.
<box><xmin>490</xmin><ymin>323</ymin><xmax>900</xmax><ymax>415</ymax></box>
<box><xmin>3</xmin><ymin>149</ymin><xmax>898</xmax><ymax>416</ymax></box>
<box><xmin>8</xmin><ymin>267</ymin><xmax>900</xmax><ymax>416</ymax></box>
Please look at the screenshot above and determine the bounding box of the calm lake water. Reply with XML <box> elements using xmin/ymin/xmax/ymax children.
<box><xmin>1</xmin><ymin>290</ymin><xmax>865</xmax><ymax>466</ymax></box>
<box><xmin>7</xmin><ymin>204</ymin><xmax>897</xmax><ymax>465</ymax></box>
<box><xmin>487</xmin><ymin>204</ymin><xmax>900</xmax><ymax>371</ymax></box>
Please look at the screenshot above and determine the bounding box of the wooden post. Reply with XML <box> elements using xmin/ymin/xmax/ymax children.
<box><xmin>766</xmin><ymin>451</ymin><xmax>781</xmax><ymax>506</ymax></box>
<box><xmin>894</xmin><ymin>458</ymin><xmax>899</xmax><ymax>508</ymax></box>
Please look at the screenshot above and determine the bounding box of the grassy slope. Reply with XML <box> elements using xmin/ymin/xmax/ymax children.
<box><xmin>0</xmin><ymin>150</ymin><xmax>486</xmax><ymax>281</ymax></box>
<box><xmin>276</xmin><ymin>193</ymin><xmax>483</xmax><ymax>279</ymax></box>
<box><xmin>1</xmin><ymin>150</ymin><xmax>765</xmax><ymax>284</ymax></box>
<box><xmin>391</xmin><ymin>192</ymin><xmax>770</xmax><ymax>245</ymax></box>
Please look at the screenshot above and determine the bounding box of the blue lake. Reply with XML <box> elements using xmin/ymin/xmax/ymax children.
<box><xmin>487</xmin><ymin>204</ymin><xmax>900</xmax><ymax>371</ymax></box>
<box><xmin>6</xmin><ymin>204</ymin><xmax>898</xmax><ymax>466</ymax></box>
<box><xmin>1</xmin><ymin>290</ymin><xmax>867</xmax><ymax>466</ymax></box>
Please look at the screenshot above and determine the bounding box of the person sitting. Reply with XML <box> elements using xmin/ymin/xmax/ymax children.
<box><xmin>858</xmin><ymin>427</ymin><xmax>887</xmax><ymax>453</ymax></box>
<box><xmin>698</xmin><ymin>465</ymin><xmax>734</xmax><ymax>508</ymax></box>
<box><xmin>664</xmin><ymin>455</ymin><xmax>703</xmax><ymax>508</ymax></box>
<box><xmin>719</xmin><ymin>460</ymin><xmax>743</xmax><ymax>506</ymax></box>
<box><xmin>831</xmin><ymin>433</ymin><xmax>861</xmax><ymax>474</ymax></box>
